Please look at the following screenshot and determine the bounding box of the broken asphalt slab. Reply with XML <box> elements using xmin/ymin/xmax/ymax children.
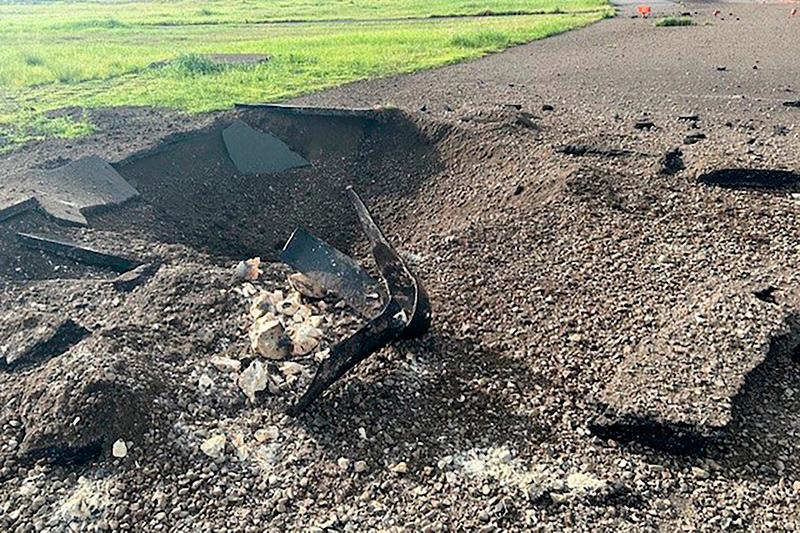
<box><xmin>17</xmin><ymin>233</ymin><xmax>142</xmax><ymax>273</ymax></box>
<box><xmin>15</xmin><ymin>331</ymin><xmax>157</xmax><ymax>462</ymax></box>
<box><xmin>592</xmin><ymin>278</ymin><xmax>800</xmax><ymax>450</ymax></box>
<box><xmin>0</xmin><ymin>311</ymin><xmax>89</xmax><ymax>371</ymax></box>
<box><xmin>0</xmin><ymin>155</ymin><xmax>139</xmax><ymax>226</ymax></box>
<box><xmin>222</xmin><ymin>119</ymin><xmax>310</xmax><ymax>175</ymax></box>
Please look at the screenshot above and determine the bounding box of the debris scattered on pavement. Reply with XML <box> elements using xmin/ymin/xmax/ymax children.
<box><xmin>286</xmin><ymin>188</ymin><xmax>431</xmax><ymax>414</ymax></box>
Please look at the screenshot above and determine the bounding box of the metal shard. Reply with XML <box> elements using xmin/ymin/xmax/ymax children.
<box><xmin>287</xmin><ymin>188</ymin><xmax>431</xmax><ymax>415</ymax></box>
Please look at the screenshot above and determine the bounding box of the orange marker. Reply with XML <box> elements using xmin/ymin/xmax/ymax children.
<box><xmin>637</xmin><ymin>5</ymin><xmax>652</xmax><ymax>17</ymax></box>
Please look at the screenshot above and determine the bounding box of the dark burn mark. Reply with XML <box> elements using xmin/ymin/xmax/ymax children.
<box><xmin>660</xmin><ymin>148</ymin><xmax>684</xmax><ymax>175</ymax></box>
<box><xmin>556</xmin><ymin>144</ymin><xmax>631</xmax><ymax>158</ymax></box>
<box><xmin>753</xmin><ymin>286</ymin><xmax>779</xmax><ymax>304</ymax></box>
<box><xmin>588</xmin><ymin>413</ymin><xmax>714</xmax><ymax>455</ymax></box>
<box><xmin>697</xmin><ymin>169</ymin><xmax>800</xmax><ymax>189</ymax></box>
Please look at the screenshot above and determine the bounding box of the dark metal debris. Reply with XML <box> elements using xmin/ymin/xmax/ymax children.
<box><xmin>660</xmin><ymin>148</ymin><xmax>684</xmax><ymax>175</ymax></box>
<box><xmin>556</xmin><ymin>144</ymin><xmax>631</xmax><ymax>158</ymax></box>
<box><xmin>280</xmin><ymin>227</ymin><xmax>386</xmax><ymax>318</ymax></box>
<box><xmin>287</xmin><ymin>188</ymin><xmax>431</xmax><ymax>415</ymax></box>
<box><xmin>17</xmin><ymin>233</ymin><xmax>142</xmax><ymax>273</ymax></box>
<box><xmin>683</xmin><ymin>132</ymin><xmax>707</xmax><ymax>145</ymax></box>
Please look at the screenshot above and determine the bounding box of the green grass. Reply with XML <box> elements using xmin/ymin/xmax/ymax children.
<box><xmin>0</xmin><ymin>0</ymin><xmax>612</xmax><ymax>150</ymax></box>
<box><xmin>654</xmin><ymin>16</ymin><xmax>695</xmax><ymax>27</ymax></box>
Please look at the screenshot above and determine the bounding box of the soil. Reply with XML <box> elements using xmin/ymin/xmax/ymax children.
<box><xmin>2</xmin><ymin>3</ymin><xmax>800</xmax><ymax>532</ymax></box>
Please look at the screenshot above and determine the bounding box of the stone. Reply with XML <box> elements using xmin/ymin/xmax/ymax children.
<box><xmin>201</xmin><ymin>434</ymin><xmax>226</xmax><ymax>459</ymax></box>
<box><xmin>354</xmin><ymin>460</ymin><xmax>368</xmax><ymax>473</ymax></box>
<box><xmin>691</xmin><ymin>466</ymin><xmax>710</xmax><ymax>480</ymax></box>
<box><xmin>249</xmin><ymin>318</ymin><xmax>290</xmax><ymax>360</ymax></box>
<box><xmin>276</xmin><ymin>292</ymin><xmax>302</xmax><ymax>316</ymax></box>
<box><xmin>291</xmin><ymin>323</ymin><xmax>323</xmax><ymax>356</ymax></box>
<box><xmin>337</xmin><ymin>457</ymin><xmax>350</xmax><ymax>471</ymax></box>
<box><xmin>390</xmin><ymin>462</ymin><xmax>409</xmax><ymax>475</ymax></box>
<box><xmin>279</xmin><ymin>361</ymin><xmax>305</xmax><ymax>377</ymax></box>
<box><xmin>231</xmin><ymin>433</ymin><xmax>248</xmax><ymax>461</ymax></box>
<box><xmin>238</xmin><ymin>360</ymin><xmax>270</xmax><ymax>403</ymax></box>
<box><xmin>198</xmin><ymin>374</ymin><xmax>214</xmax><ymax>394</ymax></box>
<box><xmin>250</xmin><ymin>291</ymin><xmax>275</xmax><ymax>320</ymax></box>
<box><xmin>112</xmin><ymin>440</ymin><xmax>128</xmax><ymax>458</ymax></box>
<box><xmin>566</xmin><ymin>472</ymin><xmax>606</xmax><ymax>491</ymax></box>
<box><xmin>232</xmin><ymin>257</ymin><xmax>262</xmax><ymax>282</ymax></box>
<box><xmin>209</xmin><ymin>356</ymin><xmax>241</xmax><ymax>373</ymax></box>
<box><xmin>288</xmin><ymin>272</ymin><xmax>327</xmax><ymax>299</ymax></box>
<box><xmin>254</xmin><ymin>426</ymin><xmax>280</xmax><ymax>443</ymax></box>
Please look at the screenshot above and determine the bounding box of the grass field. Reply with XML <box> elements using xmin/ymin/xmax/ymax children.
<box><xmin>0</xmin><ymin>0</ymin><xmax>612</xmax><ymax>149</ymax></box>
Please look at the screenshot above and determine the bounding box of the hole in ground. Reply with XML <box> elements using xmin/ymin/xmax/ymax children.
<box><xmin>95</xmin><ymin>108</ymin><xmax>445</xmax><ymax>261</ymax></box>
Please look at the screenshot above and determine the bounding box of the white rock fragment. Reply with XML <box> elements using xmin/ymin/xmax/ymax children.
<box><xmin>279</xmin><ymin>361</ymin><xmax>305</xmax><ymax>377</ymax></box>
<box><xmin>240</xmin><ymin>282</ymin><xmax>257</xmax><ymax>297</ymax></box>
<box><xmin>232</xmin><ymin>257</ymin><xmax>262</xmax><ymax>282</ymax></box>
<box><xmin>232</xmin><ymin>433</ymin><xmax>249</xmax><ymax>461</ymax></box>
<box><xmin>337</xmin><ymin>457</ymin><xmax>350</xmax><ymax>471</ymax></box>
<box><xmin>315</xmin><ymin>348</ymin><xmax>331</xmax><ymax>363</ymax></box>
<box><xmin>201</xmin><ymin>434</ymin><xmax>226</xmax><ymax>459</ymax></box>
<box><xmin>238</xmin><ymin>359</ymin><xmax>270</xmax><ymax>403</ymax></box>
<box><xmin>198</xmin><ymin>373</ymin><xmax>214</xmax><ymax>394</ymax></box>
<box><xmin>209</xmin><ymin>356</ymin><xmax>241</xmax><ymax>373</ymax></box>
<box><xmin>390</xmin><ymin>462</ymin><xmax>409</xmax><ymax>475</ymax></box>
<box><xmin>250</xmin><ymin>318</ymin><xmax>290</xmax><ymax>360</ymax></box>
<box><xmin>255</xmin><ymin>426</ymin><xmax>280</xmax><ymax>443</ymax></box>
<box><xmin>291</xmin><ymin>323</ymin><xmax>323</xmax><ymax>356</ymax></box>
<box><xmin>276</xmin><ymin>292</ymin><xmax>302</xmax><ymax>316</ymax></box>
<box><xmin>250</xmin><ymin>291</ymin><xmax>275</xmax><ymax>320</ymax></box>
<box><xmin>566</xmin><ymin>472</ymin><xmax>606</xmax><ymax>491</ymax></box>
<box><xmin>354</xmin><ymin>460</ymin><xmax>368</xmax><ymax>473</ymax></box>
<box><xmin>288</xmin><ymin>272</ymin><xmax>327</xmax><ymax>299</ymax></box>
<box><xmin>112</xmin><ymin>440</ymin><xmax>127</xmax><ymax>458</ymax></box>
